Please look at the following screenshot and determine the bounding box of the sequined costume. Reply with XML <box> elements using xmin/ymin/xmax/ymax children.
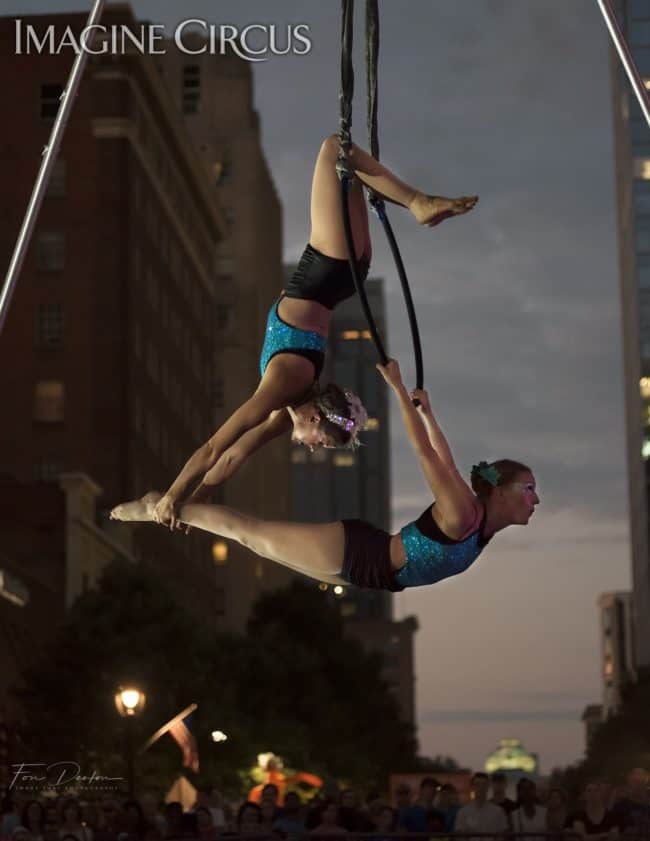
<box><xmin>259</xmin><ymin>300</ymin><xmax>327</xmax><ymax>378</ymax></box>
<box><xmin>340</xmin><ymin>505</ymin><xmax>490</xmax><ymax>591</ymax></box>
<box><xmin>395</xmin><ymin>505</ymin><xmax>490</xmax><ymax>588</ymax></box>
<box><xmin>258</xmin><ymin>243</ymin><xmax>371</xmax><ymax>379</ymax></box>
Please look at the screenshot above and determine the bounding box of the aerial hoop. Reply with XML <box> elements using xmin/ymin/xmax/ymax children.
<box><xmin>337</xmin><ymin>0</ymin><xmax>424</xmax><ymax>396</ymax></box>
<box><xmin>0</xmin><ymin>0</ymin><xmax>107</xmax><ymax>334</ymax></box>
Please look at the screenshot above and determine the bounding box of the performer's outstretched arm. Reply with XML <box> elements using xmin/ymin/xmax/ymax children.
<box><xmin>377</xmin><ymin>360</ymin><xmax>476</xmax><ymax>533</ymax></box>
<box><xmin>155</xmin><ymin>365</ymin><xmax>301</xmax><ymax>527</ymax></box>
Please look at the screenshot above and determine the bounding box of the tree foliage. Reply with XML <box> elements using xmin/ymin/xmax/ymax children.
<box><xmin>15</xmin><ymin>562</ymin><xmax>416</xmax><ymax>795</ymax></box>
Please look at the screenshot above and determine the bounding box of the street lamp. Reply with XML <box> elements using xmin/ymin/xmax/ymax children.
<box><xmin>114</xmin><ymin>686</ymin><xmax>145</xmax><ymax>797</ymax></box>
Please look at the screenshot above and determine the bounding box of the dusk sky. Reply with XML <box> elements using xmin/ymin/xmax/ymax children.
<box><xmin>4</xmin><ymin>0</ymin><xmax>635</xmax><ymax>773</ymax></box>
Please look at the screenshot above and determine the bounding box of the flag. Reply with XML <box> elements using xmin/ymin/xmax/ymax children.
<box><xmin>141</xmin><ymin>703</ymin><xmax>199</xmax><ymax>773</ymax></box>
<box><xmin>168</xmin><ymin>713</ymin><xmax>199</xmax><ymax>773</ymax></box>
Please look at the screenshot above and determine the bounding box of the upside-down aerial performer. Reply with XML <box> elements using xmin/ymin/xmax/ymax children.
<box><xmin>148</xmin><ymin>133</ymin><xmax>477</xmax><ymax>529</ymax></box>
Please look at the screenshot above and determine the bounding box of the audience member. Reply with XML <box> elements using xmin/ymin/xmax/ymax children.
<box><xmin>490</xmin><ymin>771</ymin><xmax>517</xmax><ymax>821</ymax></box>
<box><xmin>398</xmin><ymin>777</ymin><xmax>440</xmax><ymax>833</ymax></box>
<box><xmin>511</xmin><ymin>778</ymin><xmax>547</xmax><ymax>841</ymax></box>
<box><xmin>435</xmin><ymin>783</ymin><xmax>460</xmax><ymax>832</ymax></box>
<box><xmin>455</xmin><ymin>772</ymin><xmax>508</xmax><ymax>839</ymax></box>
<box><xmin>272</xmin><ymin>792</ymin><xmax>305</xmax><ymax>841</ymax></box>
<box><xmin>567</xmin><ymin>780</ymin><xmax>622</xmax><ymax>837</ymax></box>
<box><xmin>546</xmin><ymin>786</ymin><xmax>569</xmax><ymax>834</ymax></box>
<box><xmin>58</xmin><ymin>800</ymin><xmax>92</xmax><ymax>841</ymax></box>
<box><xmin>612</xmin><ymin>767</ymin><xmax>650</xmax><ymax>834</ymax></box>
<box><xmin>309</xmin><ymin>801</ymin><xmax>346</xmax><ymax>836</ymax></box>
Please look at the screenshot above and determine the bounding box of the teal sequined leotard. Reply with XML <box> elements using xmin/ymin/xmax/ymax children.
<box><xmin>259</xmin><ymin>298</ymin><xmax>327</xmax><ymax>378</ymax></box>
<box><xmin>394</xmin><ymin>504</ymin><xmax>490</xmax><ymax>589</ymax></box>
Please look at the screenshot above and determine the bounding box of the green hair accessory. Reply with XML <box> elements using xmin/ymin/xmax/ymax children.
<box><xmin>473</xmin><ymin>461</ymin><xmax>501</xmax><ymax>487</ymax></box>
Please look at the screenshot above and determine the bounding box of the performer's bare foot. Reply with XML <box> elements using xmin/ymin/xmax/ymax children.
<box><xmin>110</xmin><ymin>491</ymin><xmax>161</xmax><ymax>522</ymax></box>
<box><xmin>409</xmin><ymin>192</ymin><xmax>478</xmax><ymax>227</ymax></box>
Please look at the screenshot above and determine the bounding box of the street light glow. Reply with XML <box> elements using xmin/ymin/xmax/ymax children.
<box><xmin>211</xmin><ymin>730</ymin><xmax>228</xmax><ymax>742</ymax></box>
<box><xmin>333</xmin><ymin>585</ymin><xmax>344</xmax><ymax>596</ymax></box>
<box><xmin>114</xmin><ymin>686</ymin><xmax>146</xmax><ymax>717</ymax></box>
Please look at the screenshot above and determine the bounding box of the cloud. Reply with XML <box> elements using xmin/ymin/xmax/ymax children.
<box><xmin>420</xmin><ymin>707</ymin><xmax>580</xmax><ymax>724</ymax></box>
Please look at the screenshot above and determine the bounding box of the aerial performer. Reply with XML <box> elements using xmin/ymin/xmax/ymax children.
<box><xmin>112</xmin><ymin>359</ymin><xmax>539</xmax><ymax>591</ymax></box>
<box><xmin>150</xmin><ymin>134</ymin><xmax>478</xmax><ymax>528</ymax></box>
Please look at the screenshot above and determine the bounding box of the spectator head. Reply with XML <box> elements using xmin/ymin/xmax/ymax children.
<box><xmin>261</xmin><ymin>784</ymin><xmax>279</xmax><ymax>805</ymax></box>
<box><xmin>43</xmin><ymin>804</ymin><xmax>58</xmax><ymax>825</ymax></box>
<box><xmin>546</xmin><ymin>787</ymin><xmax>568</xmax><ymax>811</ymax></box>
<box><xmin>42</xmin><ymin>821</ymin><xmax>59</xmax><ymax>841</ymax></box>
<box><xmin>516</xmin><ymin>777</ymin><xmax>537</xmax><ymax>805</ymax></box>
<box><xmin>419</xmin><ymin>777</ymin><xmax>439</xmax><ymax>804</ymax></box>
<box><xmin>80</xmin><ymin>802</ymin><xmax>99</xmax><ymax>830</ymax></box>
<box><xmin>259</xmin><ymin>800</ymin><xmax>276</xmax><ymax>824</ymax></box>
<box><xmin>373</xmin><ymin>806</ymin><xmax>396</xmax><ymax>834</ymax></box>
<box><xmin>339</xmin><ymin>789</ymin><xmax>357</xmax><ymax>809</ymax></box>
<box><xmin>60</xmin><ymin>835</ymin><xmax>79</xmax><ymax>841</ymax></box>
<box><xmin>425</xmin><ymin>809</ymin><xmax>445</xmax><ymax>833</ymax></box>
<box><xmin>142</xmin><ymin>825</ymin><xmax>163</xmax><ymax>841</ymax></box>
<box><xmin>395</xmin><ymin>783</ymin><xmax>411</xmax><ymax>807</ymax></box>
<box><xmin>490</xmin><ymin>772</ymin><xmax>508</xmax><ymax>799</ymax></box>
<box><xmin>61</xmin><ymin>800</ymin><xmax>82</xmax><ymax>826</ymax></box>
<box><xmin>237</xmin><ymin>801</ymin><xmax>262</xmax><ymax>831</ymax></box>
<box><xmin>471</xmin><ymin>773</ymin><xmax>490</xmax><ymax>802</ymax></box>
<box><xmin>583</xmin><ymin>780</ymin><xmax>605</xmax><ymax>807</ymax></box>
<box><xmin>11</xmin><ymin>827</ymin><xmax>33</xmax><ymax>841</ymax></box>
<box><xmin>195</xmin><ymin>807</ymin><xmax>214</xmax><ymax>831</ymax></box>
<box><xmin>318</xmin><ymin>800</ymin><xmax>339</xmax><ymax>827</ymax></box>
<box><xmin>140</xmin><ymin>794</ymin><xmax>161</xmax><ymax>818</ymax></box>
<box><xmin>437</xmin><ymin>783</ymin><xmax>458</xmax><ymax>808</ymax></box>
<box><xmin>100</xmin><ymin>798</ymin><xmax>120</xmax><ymax>827</ymax></box>
<box><xmin>122</xmin><ymin>800</ymin><xmax>145</xmax><ymax>832</ymax></box>
<box><xmin>164</xmin><ymin>802</ymin><xmax>184</xmax><ymax>833</ymax></box>
<box><xmin>21</xmin><ymin>801</ymin><xmax>44</xmax><ymax>831</ymax></box>
<box><xmin>627</xmin><ymin>768</ymin><xmax>649</xmax><ymax>797</ymax></box>
<box><xmin>283</xmin><ymin>792</ymin><xmax>301</xmax><ymax>815</ymax></box>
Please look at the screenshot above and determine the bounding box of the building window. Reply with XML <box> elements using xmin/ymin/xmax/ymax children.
<box><xmin>36</xmin><ymin>232</ymin><xmax>65</xmax><ymax>272</ymax></box>
<box><xmin>37</xmin><ymin>303</ymin><xmax>64</xmax><ymax>347</ymax></box>
<box><xmin>365</xmin><ymin>417</ymin><xmax>380</xmax><ymax>430</ymax></box>
<box><xmin>333</xmin><ymin>453</ymin><xmax>356</xmax><ymax>467</ymax></box>
<box><xmin>41</xmin><ymin>83</ymin><xmax>62</xmax><ymax>119</ymax></box>
<box><xmin>643</xmin><ymin>437</ymin><xmax>650</xmax><ymax>459</ymax></box>
<box><xmin>34</xmin><ymin>459</ymin><xmax>61</xmax><ymax>482</ymax></box>
<box><xmin>342</xmin><ymin>329</ymin><xmax>360</xmax><ymax>340</ymax></box>
<box><xmin>310</xmin><ymin>449</ymin><xmax>328</xmax><ymax>464</ymax></box>
<box><xmin>182</xmin><ymin>65</ymin><xmax>201</xmax><ymax>114</ymax></box>
<box><xmin>291</xmin><ymin>449</ymin><xmax>307</xmax><ymax>464</ymax></box>
<box><xmin>46</xmin><ymin>158</ymin><xmax>67</xmax><ymax>198</ymax></box>
<box><xmin>641</xmin><ymin>377</ymin><xmax>650</xmax><ymax>399</ymax></box>
<box><xmin>34</xmin><ymin>381</ymin><xmax>64</xmax><ymax>422</ymax></box>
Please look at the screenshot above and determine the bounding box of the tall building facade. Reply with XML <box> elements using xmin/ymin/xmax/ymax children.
<box><xmin>598</xmin><ymin>590</ymin><xmax>636</xmax><ymax>717</ymax></box>
<box><xmin>611</xmin><ymin>0</ymin><xmax>650</xmax><ymax>668</ymax></box>
<box><xmin>0</xmin><ymin>8</ymin><xmax>225</xmax><ymax>621</ymax></box>
<box><xmin>157</xmin><ymin>32</ymin><xmax>292</xmax><ymax>632</ymax></box>
<box><xmin>287</xmin><ymin>270</ymin><xmax>418</xmax><ymax>724</ymax></box>
<box><xmin>0</xmin><ymin>7</ymin><xmax>293</xmax><ymax>634</ymax></box>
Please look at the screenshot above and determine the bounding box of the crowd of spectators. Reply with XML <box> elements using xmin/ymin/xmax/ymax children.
<box><xmin>1</xmin><ymin>767</ymin><xmax>650</xmax><ymax>840</ymax></box>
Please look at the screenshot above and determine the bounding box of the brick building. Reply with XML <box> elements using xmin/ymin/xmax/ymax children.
<box><xmin>0</xmin><ymin>8</ymin><xmax>227</xmax><ymax>620</ymax></box>
<box><xmin>158</xmin><ymin>30</ymin><xmax>292</xmax><ymax>632</ymax></box>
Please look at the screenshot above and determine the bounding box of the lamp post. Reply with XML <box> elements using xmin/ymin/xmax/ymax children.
<box><xmin>114</xmin><ymin>687</ymin><xmax>146</xmax><ymax>798</ymax></box>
